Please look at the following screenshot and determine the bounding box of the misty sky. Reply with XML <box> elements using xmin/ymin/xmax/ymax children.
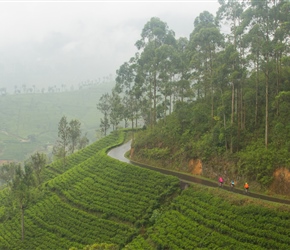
<box><xmin>0</xmin><ymin>1</ymin><xmax>220</xmax><ymax>93</ymax></box>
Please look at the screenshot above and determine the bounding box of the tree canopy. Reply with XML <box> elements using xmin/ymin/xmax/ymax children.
<box><xmin>103</xmin><ymin>1</ymin><xmax>290</xmax><ymax>188</ymax></box>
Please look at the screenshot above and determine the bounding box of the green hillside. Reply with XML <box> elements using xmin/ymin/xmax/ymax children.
<box><xmin>125</xmin><ymin>185</ymin><xmax>290</xmax><ymax>249</ymax></box>
<box><xmin>0</xmin><ymin>83</ymin><xmax>113</xmax><ymax>162</ymax></box>
<box><xmin>0</xmin><ymin>130</ymin><xmax>180</xmax><ymax>249</ymax></box>
<box><xmin>1</xmin><ymin>130</ymin><xmax>290</xmax><ymax>249</ymax></box>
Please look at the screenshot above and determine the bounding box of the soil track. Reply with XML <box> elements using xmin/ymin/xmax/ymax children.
<box><xmin>108</xmin><ymin>140</ymin><xmax>290</xmax><ymax>205</ymax></box>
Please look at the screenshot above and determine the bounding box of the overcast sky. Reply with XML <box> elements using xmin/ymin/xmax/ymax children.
<box><xmin>0</xmin><ymin>1</ymin><xmax>220</xmax><ymax>93</ymax></box>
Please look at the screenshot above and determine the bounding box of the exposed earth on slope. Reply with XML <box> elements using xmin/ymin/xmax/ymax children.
<box><xmin>108</xmin><ymin>140</ymin><xmax>290</xmax><ymax>205</ymax></box>
<box><xmin>270</xmin><ymin>168</ymin><xmax>290</xmax><ymax>195</ymax></box>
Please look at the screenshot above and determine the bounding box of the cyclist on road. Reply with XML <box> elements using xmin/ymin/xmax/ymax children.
<box><xmin>244</xmin><ymin>182</ymin><xmax>249</xmax><ymax>193</ymax></box>
<box><xmin>219</xmin><ymin>176</ymin><xmax>224</xmax><ymax>187</ymax></box>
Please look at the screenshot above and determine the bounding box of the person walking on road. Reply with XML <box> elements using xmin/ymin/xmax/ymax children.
<box><xmin>230</xmin><ymin>180</ymin><xmax>235</xmax><ymax>190</ymax></box>
<box><xmin>244</xmin><ymin>182</ymin><xmax>249</xmax><ymax>193</ymax></box>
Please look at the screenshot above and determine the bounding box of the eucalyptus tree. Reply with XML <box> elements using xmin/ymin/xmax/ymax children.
<box><xmin>28</xmin><ymin>152</ymin><xmax>47</xmax><ymax>186</ymax></box>
<box><xmin>242</xmin><ymin>19</ymin><xmax>264</xmax><ymax>131</ymax></box>
<box><xmin>0</xmin><ymin>162</ymin><xmax>18</xmax><ymax>219</ymax></box>
<box><xmin>189</xmin><ymin>11</ymin><xmax>224</xmax><ymax>120</ymax></box>
<box><xmin>173</xmin><ymin>37</ymin><xmax>192</xmax><ymax>105</ymax></box>
<box><xmin>97</xmin><ymin>93</ymin><xmax>111</xmax><ymax>136</ymax></box>
<box><xmin>78</xmin><ymin>133</ymin><xmax>89</xmax><ymax>150</ymax></box>
<box><xmin>115</xmin><ymin>61</ymin><xmax>132</xmax><ymax>128</ymax></box>
<box><xmin>115</xmin><ymin>55</ymin><xmax>141</xmax><ymax>129</ymax></box>
<box><xmin>241</xmin><ymin>0</ymin><xmax>288</xmax><ymax>148</ymax></box>
<box><xmin>109</xmin><ymin>89</ymin><xmax>123</xmax><ymax>130</ymax></box>
<box><xmin>11</xmin><ymin>164</ymin><xmax>35</xmax><ymax>241</ymax></box>
<box><xmin>0</xmin><ymin>162</ymin><xmax>18</xmax><ymax>186</ymax></box>
<box><xmin>69</xmin><ymin>119</ymin><xmax>82</xmax><ymax>154</ymax></box>
<box><xmin>135</xmin><ymin>17</ymin><xmax>176</xmax><ymax>127</ymax></box>
<box><xmin>155</xmin><ymin>44</ymin><xmax>179</xmax><ymax>119</ymax></box>
<box><xmin>52</xmin><ymin>115</ymin><xmax>71</xmax><ymax>165</ymax></box>
<box><xmin>269</xmin><ymin>1</ymin><xmax>290</xmax><ymax>116</ymax></box>
<box><xmin>216</xmin><ymin>0</ymin><xmax>246</xmax><ymax>152</ymax></box>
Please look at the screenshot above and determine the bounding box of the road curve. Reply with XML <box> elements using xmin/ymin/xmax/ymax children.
<box><xmin>107</xmin><ymin>140</ymin><xmax>290</xmax><ymax>205</ymax></box>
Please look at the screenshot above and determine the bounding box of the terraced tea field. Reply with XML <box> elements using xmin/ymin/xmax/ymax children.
<box><xmin>1</xmin><ymin>130</ymin><xmax>290</xmax><ymax>250</ymax></box>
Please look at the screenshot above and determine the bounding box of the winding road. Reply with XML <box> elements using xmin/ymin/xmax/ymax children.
<box><xmin>108</xmin><ymin>140</ymin><xmax>290</xmax><ymax>205</ymax></box>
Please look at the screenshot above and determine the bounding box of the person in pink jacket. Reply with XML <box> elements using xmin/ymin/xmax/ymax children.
<box><xmin>219</xmin><ymin>176</ymin><xmax>224</xmax><ymax>187</ymax></box>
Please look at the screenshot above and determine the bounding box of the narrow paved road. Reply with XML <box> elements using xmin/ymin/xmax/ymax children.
<box><xmin>108</xmin><ymin>141</ymin><xmax>290</xmax><ymax>205</ymax></box>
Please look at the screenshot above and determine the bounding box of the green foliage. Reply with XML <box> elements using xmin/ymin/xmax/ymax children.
<box><xmin>0</xmin><ymin>130</ymin><xmax>180</xmax><ymax>250</ymax></box>
<box><xmin>139</xmin><ymin>147</ymin><xmax>170</xmax><ymax>160</ymax></box>
<box><xmin>77</xmin><ymin>243</ymin><xmax>119</xmax><ymax>250</ymax></box>
<box><xmin>97</xmin><ymin>93</ymin><xmax>111</xmax><ymax>136</ymax></box>
<box><xmin>149</xmin><ymin>209</ymin><xmax>162</xmax><ymax>225</ymax></box>
<box><xmin>53</xmin><ymin>116</ymin><xmax>89</xmax><ymax>164</ymax></box>
<box><xmin>237</xmin><ymin>140</ymin><xmax>290</xmax><ymax>186</ymax></box>
<box><xmin>106</xmin><ymin>1</ymin><xmax>290</xmax><ymax>189</ymax></box>
<box><xmin>123</xmin><ymin>235</ymin><xmax>154</xmax><ymax>250</ymax></box>
<box><xmin>27</xmin><ymin>152</ymin><xmax>47</xmax><ymax>186</ymax></box>
<box><xmin>141</xmin><ymin>186</ymin><xmax>290</xmax><ymax>249</ymax></box>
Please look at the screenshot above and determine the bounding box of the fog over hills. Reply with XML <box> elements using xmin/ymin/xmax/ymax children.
<box><xmin>0</xmin><ymin>1</ymin><xmax>219</xmax><ymax>93</ymax></box>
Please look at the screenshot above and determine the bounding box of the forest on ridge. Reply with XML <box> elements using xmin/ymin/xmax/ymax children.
<box><xmin>97</xmin><ymin>0</ymin><xmax>290</xmax><ymax>192</ymax></box>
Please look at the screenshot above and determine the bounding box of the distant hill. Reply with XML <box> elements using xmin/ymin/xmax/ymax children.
<box><xmin>0</xmin><ymin>82</ymin><xmax>114</xmax><ymax>162</ymax></box>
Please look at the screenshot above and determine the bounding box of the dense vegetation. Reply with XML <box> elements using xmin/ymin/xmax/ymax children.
<box><xmin>97</xmin><ymin>0</ymin><xmax>290</xmax><ymax>191</ymax></box>
<box><xmin>0</xmin><ymin>130</ymin><xmax>180</xmax><ymax>249</ymax></box>
<box><xmin>1</xmin><ymin>130</ymin><xmax>290</xmax><ymax>249</ymax></box>
<box><xmin>125</xmin><ymin>185</ymin><xmax>290</xmax><ymax>249</ymax></box>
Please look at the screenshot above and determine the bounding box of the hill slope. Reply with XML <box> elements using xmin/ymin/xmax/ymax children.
<box><xmin>0</xmin><ymin>131</ymin><xmax>180</xmax><ymax>249</ymax></box>
<box><xmin>1</xmin><ymin>130</ymin><xmax>290</xmax><ymax>249</ymax></box>
<box><xmin>0</xmin><ymin>84</ymin><xmax>112</xmax><ymax>161</ymax></box>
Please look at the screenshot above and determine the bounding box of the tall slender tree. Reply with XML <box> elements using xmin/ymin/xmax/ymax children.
<box><xmin>97</xmin><ymin>93</ymin><xmax>111</xmax><ymax>136</ymax></box>
<box><xmin>189</xmin><ymin>11</ymin><xmax>224</xmax><ymax>120</ymax></box>
<box><xmin>69</xmin><ymin>119</ymin><xmax>81</xmax><ymax>153</ymax></box>
<box><xmin>53</xmin><ymin>115</ymin><xmax>70</xmax><ymax>164</ymax></box>
<box><xmin>135</xmin><ymin>17</ymin><xmax>176</xmax><ymax>127</ymax></box>
<box><xmin>11</xmin><ymin>164</ymin><xmax>35</xmax><ymax>241</ymax></box>
<box><xmin>216</xmin><ymin>0</ymin><xmax>246</xmax><ymax>152</ymax></box>
<box><xmin>29</xmin><ymin>152</ymin><xmax>47</xmax><ymax>186</ymax></box>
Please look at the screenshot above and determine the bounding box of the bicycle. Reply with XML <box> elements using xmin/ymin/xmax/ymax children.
<box><xmin>244</xmin><ymin>183</ymin><xmax>249</xmax><ymax>194</ymax></box>
<box><xmin>218</xmin><ymin>177</ymin><xmax>224</xmax><ymax>188</ymax></box>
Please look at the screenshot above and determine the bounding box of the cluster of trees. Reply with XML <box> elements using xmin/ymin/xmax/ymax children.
<box><xmin>6</xmin><ymin>74</ymin><xmax>114</xmax><ymax>96</ymax></box>
<box><xmin>99</xmin><ymin>0</ymin><xmax>290</xmax><ymax>188</ymax></box>
<box><xmin>52</xmin><ymin>115</ymin><xmax>89</xmax><ymax>164</ymax></box>
<box><xmin>97</xmin><ymin>0</ymin><xmax>290</xmax><ymax>186</ymax></box>
<box><xmin>0</xmin><ymin>116</ymin><xmax>89</xmax><ymax>241</ymax></box>
<box><xmin>0</xmin><ymin>152</ymin><xmax>47</xmax><ymax>240</ymax></box>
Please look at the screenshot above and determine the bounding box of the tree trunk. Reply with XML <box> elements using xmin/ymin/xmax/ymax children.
<box><xmin>153</xmin><ymin>72</ymin><xmax>157</xmax><ymax>125</ymax></box>
<box><xmin>255</xmin><ymin>55</ymin><xmax>259</xmax><ymax>129</ymax></box>
<box><xmin>21</xmin><ymin>203</ymin><xmax>25</xmax><ymax>241</ymax></box>
<box><xmin>265</xmin><ymin>67</ymin><xmax>269</xmax><ymax>149</ymax></box>
<box><xmin>230</xmin><ymin>82</ymin><xmax>235</xmax><ymax>153</ymax></box>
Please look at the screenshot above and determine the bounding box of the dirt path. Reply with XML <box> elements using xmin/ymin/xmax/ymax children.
<box><xmin>108</xmin><ymin>140</ymin><xmax>290</xmax><ymax>205</ymax></box>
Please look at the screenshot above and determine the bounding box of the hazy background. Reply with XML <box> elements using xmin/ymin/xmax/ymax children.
<box><xmin>0</xmin><ymin>1</ymin><xmax>220</xmax><ymax>93</ymax></box>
